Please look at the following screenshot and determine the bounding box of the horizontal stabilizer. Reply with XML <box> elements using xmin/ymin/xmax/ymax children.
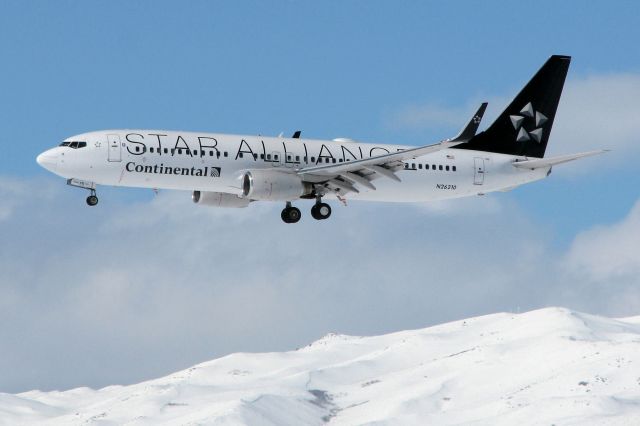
<box><xmin>512</xmin><ymin>150</ymin><xmax>609</xmax><ymax>169</ymax></box>
<box><xmin>450</xmin><ymin>102</ymin><xmax>488</xmax><ymax>142</ymax></box>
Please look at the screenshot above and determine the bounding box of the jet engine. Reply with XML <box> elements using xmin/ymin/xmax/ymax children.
<box><xmin>192</xmin><ymin>191</ymin><xmax>251</xmax><ymax>208</ymax></box>
<box><xmin>241</xmin><ymin>170</ymin><xmax>311</xmax><ymax>201</ymax></box>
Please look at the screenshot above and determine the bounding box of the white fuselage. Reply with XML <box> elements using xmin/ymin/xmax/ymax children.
<box><xmin>37</xmin><ymin>130</ymin><xmax>550</xmax><ymax>203</ymax></box>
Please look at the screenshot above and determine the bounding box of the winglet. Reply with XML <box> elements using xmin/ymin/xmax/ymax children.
<box><xmin>450</xmin><ymin>102</ymin><xmax>488</xmax><ymax>142</ymax></box>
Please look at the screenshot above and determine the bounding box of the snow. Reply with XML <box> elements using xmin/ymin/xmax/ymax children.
<box><xmin>2</xmin><ymin>307</ymin><xmax>640</xmax><ymax>425</ymax></box>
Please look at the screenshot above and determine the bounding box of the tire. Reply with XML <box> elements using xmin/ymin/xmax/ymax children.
<box><xmin>317</xmin><ymin>203</ymin><xmax>331</xmax><ymax>219</ymax></box>
<box><xmin>287</xmin><ymin>207</ymin><xmax>301</xmax><ymax>223</ymax></box>
<box><xmin>281</xmin><ymin>208</ymin><xmax>290</xmax><ymax>223</ymax></box>
<box><xmin>86</xmin><ymin>195</ymin><xmax>99</xmax><ymax>206</ymax></box>
<box><xmin>311</xmin><ymin>204</ymin><xmax>322</xmax><ymax>220</ymax></box>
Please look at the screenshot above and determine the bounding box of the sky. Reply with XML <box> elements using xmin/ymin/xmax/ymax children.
<box><xmin>1</xmin><ymin>1</ymin><xmax>640</xmax><ymax>393</ymax></box>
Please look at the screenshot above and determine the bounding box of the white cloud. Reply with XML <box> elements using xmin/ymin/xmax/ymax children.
<box><xmin>1</xmin><ymin>175</ymin><xmax>639</xmax><ymax>394</ymax></box>
<box><xmin>552</xmin><ymin>73</ymin><xmax>640</xmax><ymax>157</ymax></box>
<box><xmin>565</xmin><ymin>199</ymin><xmax>640</xmax><ymax>282</ymax></box>
<box><xmin>0</xmin><ymin>179</ymin><xmax>544</xmax><ymax>391</ymax></box>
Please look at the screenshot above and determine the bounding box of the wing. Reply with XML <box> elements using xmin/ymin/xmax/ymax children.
<box><xmin>297</xmin><ymin>139</ymin><xmax>462</xmax><ymax>195</ymax></box>
<box><xmin>297</xmin><ymin>103</ymin><xmax>487</xmax><ymax>196</ymax></box>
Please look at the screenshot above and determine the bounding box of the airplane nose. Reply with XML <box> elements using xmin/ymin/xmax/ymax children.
<box><xmin>36</xmin><ymin>151</ymin><xmax>58</xmax><ymax>172</ymax></box>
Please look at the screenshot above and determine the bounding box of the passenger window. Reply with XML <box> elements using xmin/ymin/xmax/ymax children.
<box><xmin>274</xmin><ymin>154</ymin><xmax>279</xmax><ymax>160</ymax></box>
<box><xmin>239</xmin><ymin>153</ymin><xmax>243</xmax><ymax>159</ymax></box>
<box><xmin>412</xmin><ymin>163</ymin><xmax>415</xmax><ymax>169</ymax></box>
<box><xmin>200</xmin><ymin>150</ymin><xmax>205</xmax><ymax>156</ymax></box>
<box><xmin>295</xmin><ymin>156</ymin><xmax>300</xmax><ymax>162</ymax></box>
<box><xmin>177</xmin><ymin>148</ymin><xmax>182</xmax><ymax>155</ymax></box>
<box><xmin>446</xmin><ymin>165</ymin><xmax>450</xmax><ymax>171</ymax></box>
<box><xmin>209</xmin><ymin>151</ymin><xmax>213</xmax><ymax>157</ymax></box>
<box><xmin>150</xmin><ymin>147</ymin><xmax>154</xmax><ymax>153</ymax></box>
<box><xmin>136</xmin><ymin>146</ymin><xmax>141</xmax><ymax>153</ymax></box>
<box><xmin>224</xmin><ymin>152</ymin><xmax>228</xmax><ymax>157</ymax></box>
<box><xmin>311</xmin><ymin>157</ymin><xmax>315</xmax><ymax>162</ymax></box>
<box><xmin>164</xmin><ymin>148</ymin><xmax>168</xmax><ymax>154</ymax></box>
<box><xmin>339</xmin><ymin>159</ymin><xmax>343</xmax><ymax>162</ymax></box>
<box><xmin>304</xmin><ymin>156</ymin><xmax>307</xmax><ymax>162</ymax></box>
<box><xmin>453</xmin><ymin>166</ymin><xmax>457</xmax><ymax>172</ymax></box>
<box><xmin>404</xmin><ymin>164</ymin><xmax>408</xmax><ymax>169</ymax></box>
<box><xmin>419</xmin><ymin>164</ymin><xmax>423</xmax><ymax>169</ymax></box>
<box><xmin>432</xmin><ymin>164</ymin><xmax>436</xmax><ymax>170</ymax></box>
<box><xmin>171</xmin><ymin>149</ymin><xmax>175</xmax><ymax>154</ymax></box>
<box><xmin>216</xmin><ymin>152</ymin><xmax>220</xmax><ymax>158</ymax></box>
<box><xmin>267</xmin><ymin>154</ymin><xmax>271</xmax><ymax>160</ymax></box>
<box><xmin>439</xmin><ymin>165</ymin><xmax>443</xmax><ymax>171</ymax></box>
<box><xmin>253</xmin><ymin>153</ymin><xmax>258</xmax><ymax>160</ymax></box>
<box><xmin>332</xmin><ymin>158</ymin><xmax>336</xmax><ymax>163</ymax></box>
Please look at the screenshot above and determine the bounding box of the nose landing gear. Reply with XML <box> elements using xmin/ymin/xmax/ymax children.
<box><xmin>281</xmin><ymin>202</ymin><xmax>301</xmax><ymax>223</ymax></box>
<box><xmin>67</xmin><ymin>179</ymin><xmax>99</xmax><ymax>207</ymax></box>
<box><xmin>86</xmin><ymin>190</ymin><xmax>99</xmax><ymax>206</ymax></box>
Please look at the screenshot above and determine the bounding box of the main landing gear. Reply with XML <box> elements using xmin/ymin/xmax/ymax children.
<box><xmin>311</xmin><ymin>198</ymin><xmax>331</xmax><ymax>221</ymax></box>
<box><xmin>281</xmin><ymin>198</ymin><xmax>332</xmax><ymax>224</ymax></box>
<box><xmin>281</xmin><ymin>202</ymin><xmax>301</xmax><ymax>224</ymax></box>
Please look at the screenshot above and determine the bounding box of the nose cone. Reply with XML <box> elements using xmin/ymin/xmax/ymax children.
<box><xmin>36</xmin><ymin>150</ymin><xmax>58</xmax><ymax>173</ymax></box>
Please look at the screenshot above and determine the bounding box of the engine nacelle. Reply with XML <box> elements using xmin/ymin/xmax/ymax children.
<box><xmin>241</xmin><ymin>169</ymin><xmax>311</xmax><ymax>201</ymax></box>
<box><xmin>192</xmin><ymin>191</ymin><xmax>251</xmax><ymax>208</ymax></box>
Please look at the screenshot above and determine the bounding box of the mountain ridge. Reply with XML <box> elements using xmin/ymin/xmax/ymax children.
<box><xmin>2</xmin><ymin>307</ymin><xmax>640</xmax><ymax>425</ymax></box>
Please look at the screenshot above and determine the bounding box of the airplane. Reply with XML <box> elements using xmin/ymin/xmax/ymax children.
<box><xmin>37</xmin><ymin>55</ymin><xmax>606</xmax><ymax>223</ymax></box>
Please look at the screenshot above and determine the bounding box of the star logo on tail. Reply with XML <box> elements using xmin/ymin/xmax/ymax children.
<box><xmin>510</xmin><ymin>102</ymin><xmax>547</xmax><ymax>143</ymax></box>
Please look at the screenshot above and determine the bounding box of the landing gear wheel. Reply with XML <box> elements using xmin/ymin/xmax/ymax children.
<box><xmin>281</xmin><ymin>206</ymin><xmax>301</xmax><ymax>223</ymax></box>
<box><xmin>311</xmin><ymin>202</ymin><xmax>331</xmax><ymax>220</ymax></box>
<box><xmin>86</xmin><ymin>195</ymin><xmax>99</xmax><ymax>206</ymax></box>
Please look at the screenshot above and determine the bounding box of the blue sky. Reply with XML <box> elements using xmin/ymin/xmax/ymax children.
<box><xmin>1</xmin><ymin>1</ymin><xmax>640</xmax><ymax>392</ymax></box>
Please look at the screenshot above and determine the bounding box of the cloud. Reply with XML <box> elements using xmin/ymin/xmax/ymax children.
<box><xmin>1</xmin><ymin>174</ymin><xmax>639</xmax><ymax>394</ymax></box>
<box><xmin>565</xmin><ymin>199</ymin><xmax>640</xmax><ymax>281</ymax></box>
<box><xmin>0</xmin><ymin>178</ymin><xmax>537</xmax><ymax>392</ymax></box>
<box><xmin>552</xmin><ymin>74</ymin><xmax>640</xmax><ymax>158</ymax></box>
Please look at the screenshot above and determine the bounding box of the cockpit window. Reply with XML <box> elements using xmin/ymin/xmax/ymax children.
<box><xmin>59</xmin><ymin>141</ymin><xmax>87</xmax><ymax>149</ymax></box>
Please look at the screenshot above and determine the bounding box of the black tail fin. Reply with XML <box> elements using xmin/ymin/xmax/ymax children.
<box><xmin>454</xmin><ymin>55</ymin><xmax>570</xmax><ymax>158</ymax></box>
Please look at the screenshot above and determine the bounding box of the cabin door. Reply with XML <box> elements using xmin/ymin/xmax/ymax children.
<box><xmin>108</xmin><ymin>134</ymin><xmax>122</xmax><ymax>162</ymax></box>
<box><xmin>474</xmin><ymin>158</ymin><xmax>485</xmax><ymax>185</ymax></box>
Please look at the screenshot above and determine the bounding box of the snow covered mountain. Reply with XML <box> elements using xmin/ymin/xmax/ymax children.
<box><xmin>2</xmin><ymin>307</ymin><xmax>640</xmax><ymax>425</ymax></box>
